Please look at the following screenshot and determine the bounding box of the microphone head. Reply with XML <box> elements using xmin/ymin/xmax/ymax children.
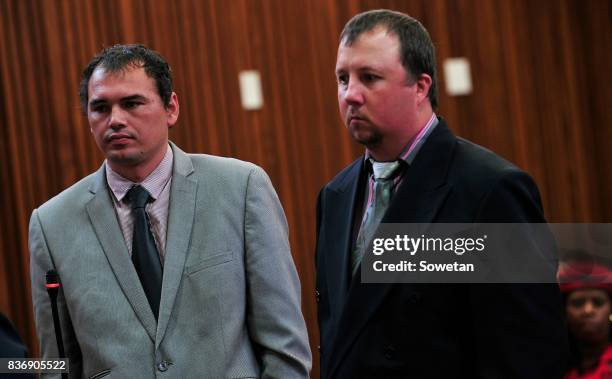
<box><xmin>45</xmin><ymin>270</ymin><xmax>60</xmax><ymax>288</ymax></box>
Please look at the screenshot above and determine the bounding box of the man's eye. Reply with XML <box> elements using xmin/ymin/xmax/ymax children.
<box><xmin>91</xmin><ymin>105</ymin><xmax>109</xmax><ymax>113</ymax></box>
<box><xmin>124</xmin><ymin>101</ymin><xmax>140</xmax><ymax>109</ymax></box>
<box><xmin>362</xmin><ymin>73</ymin><xmax>379</xmax><ymax>83</ymax></box>
<box><xmin>337</xmin><ymin>75</ymin><xmax>348</xmax><ymax>86</ymax></box>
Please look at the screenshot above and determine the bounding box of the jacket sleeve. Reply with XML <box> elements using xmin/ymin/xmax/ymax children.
<box><xmin>29</xmin><ymin>209</ymin><xmax>83</xmax><ymax>379</ymax></box>
<box><xmin>242</xmin><ymin>166</ymin><xmax>312</xmax><ymax>378</ymax></box>
<box><xmin>470</xmin><ymin>169</ymin><xmax>569</xmax><ymax>378</ymax></box>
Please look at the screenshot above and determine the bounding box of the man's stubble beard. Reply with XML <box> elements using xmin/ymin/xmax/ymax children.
<box><xmin>349</xmin><ymin>124</ymin><xmax>384</xmax><ymax>149</ymax></box>
<box><xmin>106</xmin><ymin>149</ymin><xmax>146</xmax><ymax>167</ymax></box>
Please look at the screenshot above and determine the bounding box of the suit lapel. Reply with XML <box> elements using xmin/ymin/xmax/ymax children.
<box><xmin>86</xmin><ymin>165</ymin><xmax>157</xmax><ymax>341</ymax></box>
<box><xmin>323</xmin><ymin>159</ymin><xmax>364</xmax><ymax>323</ymax></box>
<box><xmin>329</xmin><ymin>119</ymin><xmax>456</xmax><ymax>377</ymax></box>
<box><xmin>155</xmin><ymin>143</ymin><xmax>197</xmax><ymax>347</ymax></box>
<box><xmin>383</xmin><ymin>119</ymin><xmax>456</xmax><ymax>224</ymax></box>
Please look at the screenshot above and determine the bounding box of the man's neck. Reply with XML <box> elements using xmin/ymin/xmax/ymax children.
<box><xmin>368</xmin><ymin>109</ymin><xmax>434</xmax><ymax>162</ymax></box>
<box><xmin>107</xmin><ymin>149</ymin><xmax>168</xmax><ymax>183</ymax></box>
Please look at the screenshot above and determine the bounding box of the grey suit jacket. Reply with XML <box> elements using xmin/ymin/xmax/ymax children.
<box><xmin>30</xmin><ymin>143</ymin><xmax>311</xmax><ymax>379</ymax></box>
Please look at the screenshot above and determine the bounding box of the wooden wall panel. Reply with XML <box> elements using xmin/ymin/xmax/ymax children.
<box><xmin>0</xmin><ymin>1</ymin><xmax>610</xmax><ymax>377</ymax></box>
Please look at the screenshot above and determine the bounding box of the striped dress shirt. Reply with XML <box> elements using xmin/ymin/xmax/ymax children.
<box><xmin>105</xmin><ymin>145</ymin><xmax>173</xmax><ymax>264</ymax></box>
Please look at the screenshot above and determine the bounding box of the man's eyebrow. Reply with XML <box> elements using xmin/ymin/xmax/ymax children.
<box><xmin>357</xmin><ymin>65</ymin><xmax>383</xmax><ymax>73</ymax></box>
<box><xmin>120</xmin><ymin>94</ymin><xmax>147</xmax><ymax>102</ymax></box>
<box><xmin>89</xmin><ymin>98</ymin><xmax>107</xmax><ymax>108</ymax></box>
<box><xmin>336</xmin><ymin>64</ymin><xmax>383</xmax><ymax>73</ymax></box>
<box><xmin>89</xmin><ymin>94</ymin><xmax>147</xmax><ymax>107</ymax></box>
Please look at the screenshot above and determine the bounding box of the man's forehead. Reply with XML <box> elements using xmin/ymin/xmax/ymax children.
<box><xmin>88</xmin><ymin>65</ymin><xmax>155</xmax><ymax>99</ymax></box>
<box><xmin>340</xmin><ymin>25</ymin><xmax>397</xmax><ymax>49</ymax></box>
<box><xmin>335</xmin><ymin>58</ymin><xmax>386</xmax><ymax>73</ymax></box>
<box><xmin>90</xmin><ymin>63</ymin><xmax>146</xmax><ymax>81</ymax></box>
<box><xmin>336</xmin><ymin>28</ymin><xmax>400</xmax><ymax>69</ymax></box>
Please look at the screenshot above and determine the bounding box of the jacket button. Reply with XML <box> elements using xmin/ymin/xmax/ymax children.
<box><xmin>384</xmin><ymin>345</ymin><xmax>396</xmax><ymax>359</ymax></box>
<box><xmin>315</xmin><ymin>290</ymin><xmax>321</xmax><ymax>303</ymax></box>
<box><xmin>157</xmin><ymin>360</ymin><xmax>169</xmax><ymax>372</ymax></box>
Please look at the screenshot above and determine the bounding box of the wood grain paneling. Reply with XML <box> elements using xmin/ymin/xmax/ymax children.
<box><xmin>0</xmin><ymin>1</ymin><xmax>610</xmax><ymax>377</ymax></box>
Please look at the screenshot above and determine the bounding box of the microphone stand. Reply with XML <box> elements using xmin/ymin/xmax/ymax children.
<box><xmin>45</xmin><ymin>270</ymin><xmax>68</xmax><ymax>379</ymax></box>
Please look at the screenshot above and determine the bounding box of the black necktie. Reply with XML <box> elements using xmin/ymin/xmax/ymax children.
<box><xmin>124</xmin><ymin>185</ymin><xmax>162</xmax><ymax>320</ymax></box>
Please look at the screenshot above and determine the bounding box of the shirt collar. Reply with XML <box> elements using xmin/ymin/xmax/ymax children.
<box><xmin>365</xmin><ymin>112</ymin><xmax>439</xmax><ymax>166</ymax></box>
<box><xmin>105</xmin><ymin>144</ymin><xmax>174</xmax><ymax>203</ymax></box>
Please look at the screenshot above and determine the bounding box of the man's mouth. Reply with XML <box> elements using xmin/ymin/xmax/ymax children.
<box><xmin>348</xmin><ymin>115</ymin><xmax>368</xmax><ymax>125</ymax></box>
<box><xmin>107</xmin><ymin>133</ymin><xmax>133</xmax><ymax>143</ymax></box>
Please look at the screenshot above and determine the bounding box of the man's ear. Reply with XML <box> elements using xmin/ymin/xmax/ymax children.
<box><xmin>167</xmin><ymin>92</ymin><xmax>179</xmax><ymax>128</ymax></box>
<box><xmin>415</xmin><ymin>73</ymin><xmax>433</xmax><ymax>105</ymax></box>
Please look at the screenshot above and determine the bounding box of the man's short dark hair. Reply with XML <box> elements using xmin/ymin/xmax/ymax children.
<box><xmin>340</xmin><ymin>9</ymin><xmax>438</xmax><ymax>109</ymax></box>
<box><xmin>79</xmin><ymin>44</ymin><xmax>173</xmax><ymax>112</ymax></box>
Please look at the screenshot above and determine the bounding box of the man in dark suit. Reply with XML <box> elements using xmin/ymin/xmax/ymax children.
<box><xmin>315</xmin><ymin>9</ymin><xmax>568</xmax><ymax>378</ymax></box>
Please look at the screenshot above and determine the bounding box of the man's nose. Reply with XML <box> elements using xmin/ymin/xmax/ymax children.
<box><xmin>343</xmin><ymin>80</ymin><xmax>365</xmax><ymax>106</ymax></box>
<box><xmin>109</xmin><ymin>105</ymin><xmax>127</xmax><ymax>129</ymax></box>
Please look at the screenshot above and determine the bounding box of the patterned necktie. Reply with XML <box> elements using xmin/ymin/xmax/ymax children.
<box><xmin>124</xmin><ymin>185</ymin><xmax>162</xmax><ymax>320</ymax></box>
<box><xmin>352</xmin><ymin>160</ymin><xmax>401</xmax><ymax>276</ymax></box>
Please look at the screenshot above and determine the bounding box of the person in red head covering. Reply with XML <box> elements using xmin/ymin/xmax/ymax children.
<box><xmin>559</xmin><ymin>252</ymin><xmax>612</xmax><ymax>379</ymax></box>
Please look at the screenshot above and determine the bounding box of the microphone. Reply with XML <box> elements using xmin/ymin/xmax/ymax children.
<box><xmin>45</xmin><ymin>270</ymin><xmax>68</xmax><ymax>379</ymax></box>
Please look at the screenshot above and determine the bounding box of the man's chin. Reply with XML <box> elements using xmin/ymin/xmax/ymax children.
<box><xmin>106</xmin><ymin>151</ymin><xmax>142</xmax><ymax>167</ymax></box>
<box><xmin>351</xmin><ymin>130</ymin><xmax>383</xmax><ymax>148</ymax></box>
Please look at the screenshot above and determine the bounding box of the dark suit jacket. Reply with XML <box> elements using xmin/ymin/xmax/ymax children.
<box><xmin>315</xmin><ymin>118</ymin><xmax>568</xmax><ymax>378</ymax></box>
<box><xmin>0</xmin><ymin>313</ymin><xmax>28</xmax><ymax>359</ymax></box>
<box><xmin>0</xmin><ymin>313</ymin><xmax>35</xmax><ymax>379</ymax></box>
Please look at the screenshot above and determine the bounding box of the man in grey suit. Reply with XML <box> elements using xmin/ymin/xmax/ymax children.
<box><xmin>29</xmin><ymin>44</ymin><xmax>311</xmax><ymax>378</ymax></box>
